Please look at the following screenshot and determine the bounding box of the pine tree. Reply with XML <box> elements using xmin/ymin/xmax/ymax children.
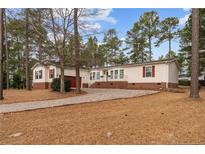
<box><xmin>83</xmin><ymin>36</ymin><xmax>98</xmax><ymax>67</ymax></box>
<box><xmin>25</xmin><ymin>9</ymin><xmax>31</xmax><ymax>90</ymax></box>
<box><xmin>126</xmin><ymin>22</ymin><xmax>148</xmax><ymax>63</ymax></box>
<box><xmin>156</xmin><ymin>17</ymin><xmax>179</xmax><ymax>58</ymax></box>
<box><xmin>103</xmin><ymin>29</ymin><xmax>122</xmax><ymax>65</ymax></box>
<box><xmin>179</xmin><ymin>9</ymin><xmax>205</xmax><ymax>76</ymax></box>
<box><xmin>190</xmin><ymin>8</ymin><xmax>200</xmax><ymax>98</ymax></box>
<box><xmin>74</xmin><ymin>8</ymin><xmax>81</xmax><ymax>94</ymax></box>
<box><xmin>0</xmin><ymin>8</ymin><xmax>4</xmax><ymax>100</ymax></box>
<box><xmin>139</xmin><ymin>11</ymin><xmax>159</xmax><ymax>61</ymax></box>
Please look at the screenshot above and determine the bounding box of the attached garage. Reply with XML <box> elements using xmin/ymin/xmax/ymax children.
<box><xmin>64</xmin><ymin>76</ymin><xmax>82</xmax><ymax>88</ymax></box>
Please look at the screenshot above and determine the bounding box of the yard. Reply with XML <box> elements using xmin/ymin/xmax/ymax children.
<box><xmin>1</xmin><ymin>87</ymin><xmax>205</xmax><ymax>144</ymax></box>
<box><xmin>0</xmin><ymin>89</ymin><xmax>86</xmax><ymax>104</ymax></box>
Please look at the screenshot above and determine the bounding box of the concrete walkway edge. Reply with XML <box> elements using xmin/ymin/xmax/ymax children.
<box><xmin>0</xmin><ymin>88</ymin><xmax>159</xmax><ymax>113</ymax></box>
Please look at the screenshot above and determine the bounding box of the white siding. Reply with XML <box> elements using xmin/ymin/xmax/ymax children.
<box><xmin>88</xmin><ymin>63</ymin><xmax>174</xmax><ymax>84</ymax></box>
<box><xmin>125</xmin><ymin>63</ymin><xmax>169</xmax><ymax>83</ymax></box>
<box><xmin>32</xmin><ymin>61</ymin><xmax>179</xmax><ymax>86</ymax></box>
<box><xmin>168</xmin><ymin>62</ymin><xmax>179</xmax><ymax>83</ymax></box>
<box><xmin>33</xmin><ymin>65</ymin><xmax>90</xmax><ymax>87</ymax></box>
<box><xmin>80</xmin><ymin>69</ymin><xmax>90</xmax><ymax>86</ymax></box>
<box><xmin>33</xmin><ymin>64</ymin><xmax>47</xmax><ymax>83</ymax></box>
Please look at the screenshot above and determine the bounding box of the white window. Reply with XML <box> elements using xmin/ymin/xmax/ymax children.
<box><xmin>49</xmin><ymin>69</ymin><xmax>55</xmax><ymax>79</ymax></box>
<box><xmin>39</xmin><ymin>70</ymin><xmax>42</xmax><ymax>79</ymax></box>
<box><xmin>93</xmin><ymin>72</ymin><xmax>95</xmax><ymax>80</ymax></box>
<box><xmin>96</xmin><ymin>72</ymin><xmax>100</xmax><ymax>80</ymax></box>
<box><xmin>35</xmin><ymin>70</ymin><xmax>43</xmax><ymax>79</ymax></box>
<box><xmin>90</xmin><ymin>72</ymin><xmax>92</xmax><ymax>80</ymax></box>
<box><xmin>119</xmin><ymin>69</ymin><xmax>124</xmax><ymax>79</ymax></box>
<box><xmin>110</xmin><ymin>70</ymin><xmax>113</xmax><ymax>79</ymax></box>
<box><xmin>114</xmin><ymin>70</ymin><xmax>118</xmax><ymax>79</ymax></box>
<box><xmin>35</xmin><ymin>71</ymin><xmax>38</xmax><ymax>79</ymax></box>
<box><xmin>145</xmin><ymin>66</ymin><xmax>152</xmax><ymax>77</ymax></box>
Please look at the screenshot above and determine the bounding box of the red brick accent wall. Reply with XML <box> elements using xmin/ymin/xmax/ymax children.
<box><xmin>33</xmin><ymin>82</ymin><xmax>50</xmax><ymax>89</ymax></box>
<box><xmin>90</xmin><ymin>81</ymin><xmax>178</xmax><ymax>90</ymax></box>
<box><xmin>82</xmin><ymin>83</ymin><xmax>89</xmax><ymax>88</ymax></box>
<box><xmin>127</xmin><ymin>82</ymin><xmax>166</xmax><ymax>90</ymax></box>
<box><xmin>168</xmin><ymin>83</ymin><xmax>178</xmax><ymax>88</ymax></box>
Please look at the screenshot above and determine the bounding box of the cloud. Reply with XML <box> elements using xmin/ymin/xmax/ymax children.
<box><xmin>80</xmin><ymin>8</ymin><xmax>117</xmax><ymax>25</ymax></box>
<box><xmin>98</xmin><ymin>42</ymin><xmax>104</xmax><ymax>45</ymax></box>
<box><xmin>179</xmin><ymin>8</ymin><xmax>192</xmax><ymax>26</ymax></box>
<box><xmin>179</xmin><ymin>14</ymin><xmax>190</xmax><ymax>26</ymax></box>
<box><xmin>120</xmin><ymin>37</ymin><xmax>125</xmax><ymax>41</ymax></box>
<box><xmin>120</xmin><ymin>37</ymin><xmax>126</xmax><ymax>45</ymax></box>
<box><xmin>81</xmin><ymin>23</ymin><xmax>101</xmax><ymax>31</ymax></box>
<box><xmin>183</xmin><ymin>8</ymin><xmax>191</xmax><ymax>12</ymax></box>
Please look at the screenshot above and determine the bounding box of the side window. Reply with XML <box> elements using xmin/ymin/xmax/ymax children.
<box><xmin>119</xmin><ymin>69</ymin><xmax>124</xmax><ymax>79</ymax></box>
<box><xmin>145</xmin><ymin>66</ymin><xmax>152</xmax><ymax>77</ymax></box>
<box><xmin>96</xmin><ymin>72</ymin><xmax>100</xmax><ymax>80</ymax></box>
<box><xmin>35</xmin><ymin>71</ymin><xmax>38</xmax><ymax>79</ymax></box>
<box><xmin>39</xmin><ymin>70</ymin><xmax>43</xmax><ymax>79</ymax></box>
<box><xmin>90</xmin><ymin>72</ymin><xmax>92</xmax><ymax>80</ymax></box>
<box><xmin>110</xmin><ymin>70</ymin><xmax>113</xmax><ymax>79</ymax></box>
<box><xmin>35</xmin><ymin>70</ymin><xmax>43</xmax><ymax>79</ymax></box>
<box><xmin>93</xmin><ymin>72</ymin><xmax>95</xmax><ymax>80</ymax></box>
<box><xmin>114</xmin><ymin>70</ymin><xmax>118</xmax><ymax>79</ymax></box>
<box><xmin>49</xmin><ymin>69</ymin><xmax>55</xmax><ymax>79</ymax></box>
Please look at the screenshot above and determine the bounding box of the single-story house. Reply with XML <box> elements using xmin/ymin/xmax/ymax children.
<box><xmin>32</xmin><ymin>59</ymin><xmax>179</xmax><ymax>90</ymax></box>
<box><xmin>31</xmin><ymin>63</ymin><xmax>89</xmax><ymax>89</ymax></box>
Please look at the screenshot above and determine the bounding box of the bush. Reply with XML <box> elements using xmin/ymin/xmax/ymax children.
<box><xmin>179</xmin><ymin>80</ymin><xmax>190</xmax><ymax>86</ymax></box>
<box><xmin>51</xmin><ymin>78</ymin><xmax>71</xmax><ymax>92</ymax></box>
<box><xmin>199</xmin><ymin>80</ymin><xmax>205</xmax><ymax>86</ymax></box>
<box><xmin>3</xmin><ymin>70</ymin><xmax>7</xmax><ymax>89</ymax></box>
<box><xmin>179</xmin><ymin>79</ymin><xmax>205</xmax><ymax>89</ymax></box>
<box><xmin>12</xmin><ymin>72</ymin><xmax>24</xmax><ymax>89</ymax></box>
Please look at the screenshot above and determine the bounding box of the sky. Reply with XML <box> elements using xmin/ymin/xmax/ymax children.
<box><xmin>82</xmin><ymin>8</ymin><xmax>191</xmax><ymax>60</ymax></box>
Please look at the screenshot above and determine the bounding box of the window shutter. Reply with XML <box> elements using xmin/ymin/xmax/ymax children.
<box><xmin>152</xmin><ymin>65</ymin><xmax>155</xmax><ymax>77</ymax></box>
<box><xmin>143</xmin><ymin>66</ymin><xmax>145</xmax><ymax>77</ymax></box>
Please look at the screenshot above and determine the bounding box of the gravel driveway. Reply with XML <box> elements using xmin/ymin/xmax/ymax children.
<box><xmin>0</xmin><ymin>88</ymin><xmax>158</xmax><ymax>113</ymax></box>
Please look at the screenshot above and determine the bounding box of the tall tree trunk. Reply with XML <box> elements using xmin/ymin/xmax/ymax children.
<box><xmin>190</xmin><ymin>8</ymin><xmax>200</xmax><ymax>98</ymax></box>
<box><xmin>60</xmin><ymin>60</ymin><xmax>65</xmax><ymax>94</ymax></box>
<box><xmin>168</xmin><ymin>38</ymin><xmax>171</xmax><ymax>58</ymax></box>
<box><xmin>148</xmin><ymin>36</ymin><xmax>152</xmax><ymax>61</ymax></box>
<box><xmin>74</xmin><ymin>8</ymin><xmax>81</xmax><ymax>94</ymax></box>
<box><xmin>139</xmin><ymin>43</ymin><xmax>144</xmax><ymax>63</ymax></box>
<box><xmin>25</xmin><ymin>9</ymin><xmax>31</xmax><ymax>90</ymax></box>
<box><xmin>4</xmin><ymin>10</ymin><xmax>9</xmax><ymax>89</ymax></box>
<box><xmin>17</xmin><ymin>38</ymin><xmax>21</xmax><ymax>72</ymax></box>
<box><xmin>0</xmin><ymin>8</ymin><xmax>4</xmax><ymax>100</ymax></box>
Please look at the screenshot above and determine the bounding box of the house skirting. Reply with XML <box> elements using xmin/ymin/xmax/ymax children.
<box><xmin>90</xmin><ymin>81</ymin><xmax>178</xmax><ymax>90</ymax></box>
<box><xmin>33</xmin><ymin>82</ymin><xmax>51</xmax><ymax>89</ymax></box>
<box><xmin>90</xmin><ymin>81</ymin><xmax>128</xmax><ymax>89</ymax></box>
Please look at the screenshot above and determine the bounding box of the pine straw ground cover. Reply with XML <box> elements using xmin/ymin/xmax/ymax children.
<box><xmin>0</xmin><ymin>89</ymin><xmax>86</xmax><ymax>104</ymax></box>
<box><xmin>1</xmin><ymin>88</ymin><xmax>205</xmax><ymax>144</ymax></box>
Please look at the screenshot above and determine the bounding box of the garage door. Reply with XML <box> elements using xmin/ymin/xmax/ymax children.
<box><xmin>64</xmin><ymin>76</ymin><xmax>81</xmax><ymax>88</ymax></box>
